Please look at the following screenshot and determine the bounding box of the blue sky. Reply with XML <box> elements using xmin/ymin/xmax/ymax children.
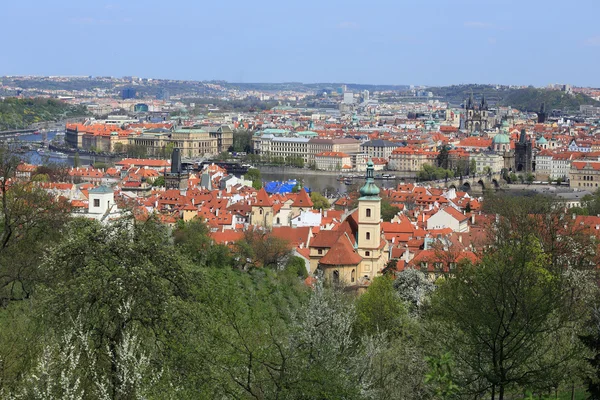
<box><xmin>2</xmin><ymin>0</ymin><xmax>599</xmax><ymax>86</ymax></box>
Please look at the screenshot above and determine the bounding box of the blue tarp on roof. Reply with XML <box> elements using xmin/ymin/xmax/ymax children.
<box><xmin>264</xmin><ymin>179</ymin><xmax>311</xmax><ymax>194</ymax></box>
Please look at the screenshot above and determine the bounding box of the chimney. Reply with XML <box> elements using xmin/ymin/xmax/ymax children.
<box><xmin>458</xmin><ymin>234</ymin><xmax>463</xmax><ymax>244</ymax></box>
<box><xmin>216</xmin><ymin>209</ymin><xmax>219</xmax><ymax>217</ymax></box>
<box><xmin>471</xmin><ymin>214</ymin><xmax>475</xmax><ymax>224</ymax></box>
<box><xmin>572</xmin><ymin>213</ymin><xmax>576</xmax><ymax>220</ymax></box>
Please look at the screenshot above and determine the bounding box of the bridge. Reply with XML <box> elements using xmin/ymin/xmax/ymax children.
<box><xmin>420</xmin><ymin>172</ymin><xmax>507</xmax><ymax>194</ymax></box>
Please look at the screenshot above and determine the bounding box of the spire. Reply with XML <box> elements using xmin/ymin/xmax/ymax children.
<box><xmin>481</xmin><ymin>94</ymin><xmax>488</xmax><ymax>110</ymax></box>
<box><xmin>466</xmin><ymin>91</ymin><xmax>474</xmax><ymax>109</ymax></box>
<box><xmin>359</xmin><ymin>159</ymin><xmax>380</xmax><ymax>198</ymax></box>
<box><xmin>519</xmin><ymin>129</ymin><xmax>527</xmax><ymax>143</ymax></box>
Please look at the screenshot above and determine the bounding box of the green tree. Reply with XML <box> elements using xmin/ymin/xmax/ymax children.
<box><xmin>173</xmin><ymin>219</ymin><xmax>233</xmax><ymax>268</ymax></box>
<box><xmin>436</xmin><ymin>145</ymin><xmax>449</xmax><ymax>169</ymax></box>
<box><xmin>355</xmin><ymin>276</ymin><xmax>409</xmax><ymax>337</ymax></box>
<box><xmin>0</xmin><ymin>146</ymin><xmax>71</xmax><ymax>304</ymax></box>
<box><xmin>310</xmin><ymin>191</ymin><xmax>330</xmax><ymax>210</ymax></box>
<box><xmin>430</xmin><ymin>235</ymin><xmax>591</xmax><ymax>399</ymax></box>
<box><xmin>235</xmin><ymin>230</ymin><xmax>291</xmax><ymax>270</ymax></box>
<box><xmin>39</xmin><ymin>217</ymin><xmax>192</xmax><ymax>399</ymax></box>
<box><xmin>381</xmin><ymin>196</ymin><xmax>401</xmax><ymax>221</ymax></box>
<box><xmin>469</xmin><ymin>158</ymin><xmax>477</xmax><ymax>175</ymax></box>
<box><xmin>152</xmin><ymin>175</ymin><xmax>165</xmax><ymax>187</ymax></box>
<box><xmin>73</xmin><ymin>152</ymin><xmax>81</xmax><ymax>168</ymax></box>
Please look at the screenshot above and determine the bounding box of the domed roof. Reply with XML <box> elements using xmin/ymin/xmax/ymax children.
<box><xmin>359</xmin><ymin>160</ymin><xmax>380</xmax><ymax>197</ymax></box>
<box><xmin>493</xmin><ymin>133</ymin><xmax>511</xmax><ymax>144</ymax></box>
<box><xmin>536</xmin><ymin>136</ymin><xmax>548</xmax><ymax>144</ymax></box>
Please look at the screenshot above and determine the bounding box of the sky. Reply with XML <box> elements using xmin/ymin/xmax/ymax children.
<box><xmin>2</xmin><ymin>0</ymin><xmax>600</xmax><ymax>87</ymax></box>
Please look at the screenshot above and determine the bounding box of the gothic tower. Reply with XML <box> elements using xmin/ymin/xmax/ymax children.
<box><xmin>514</xmin><ymin>129</ymin><xmax>533</xmax><ymax>173</ymax></box>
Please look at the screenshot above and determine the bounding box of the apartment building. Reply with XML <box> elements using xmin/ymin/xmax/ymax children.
<box><xmin>314</xmin><ymin>152</ymin><xmax>352</xmax><ymax>171</ymax></box>
<box><xmin>469</xmin><ymin>152</ymin><xmax>505</xmax><ymax>173</ymax></box>
<box><xmin>570</xmin><ymin>161</ymin><xmax>600</xmax><ymax>188</ymax></box>
<box><xmin>388</xmin><ymin>146</ymin><xmax>438</xmax><ymax>173</ymax></box>
<box><xmin>359</xmin><ymin>139</ymin><xmax>404</xmax><ymax>160</ymax></box>
<box><xmin>254</xmin><ymin>134</ymin><xmax>360</xmax><ymax>164</ymax></box>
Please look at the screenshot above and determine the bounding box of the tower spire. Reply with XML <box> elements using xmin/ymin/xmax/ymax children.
<box><xmin>359</xmin><ymin>159</ymin><xmax>380</xmax><ymax>198</ymax></box>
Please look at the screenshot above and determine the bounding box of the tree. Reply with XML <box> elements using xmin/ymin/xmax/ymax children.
<box><xmin>469</xmin><ymin>158</ymin><xmax>477</xmax><ymax>175</ymax></box>
<box><xmin>310</xmin><ymin>191</ymin><xmax>330</xmax><ymax>210</ymax></box>
<box><xmin>152</xmin><ymin>175</ymin><xmax>165</xmax><ymax>187</ymax></box>
<box><xmin>355</xmin><ymin>276</ymin><xmax>409</xmax><ymax>337</ymax></box>
<box><xmin>381</xmin><ymin>195</ymin><xmax>401</xmax><ymax>221</ymax></box>
<box><xmin>73</xmin><ymin>152</ymin><xmax>81</xmax><ymax>168</ymax></box>
<box><xmin>526</xmin><ymin>173</ymin><xmax>534</xmax><ymax>184</ymax></box>
<box><xmin>393</xmin><ymin>269</ymin><xmax>436</xmax><ymax>316</ymax></box>
<box><xmin>39</xmin><ymin>217</ymin><xmax>192</xmax><ymax>399</ymax></box>
<box><xmin>0</xmin><ymin>146</ymin><xmax>72</xmax><ymax>304</ymax></box>
<box><xmin>509</xmin><ymin>172</ymin><xmax>518</xmax><ymax>183</ymax></box>
<box><xmin>173</xmin><ymin>218</ymin><xmax>233</xmax><ymax>268</ymax></box>
<box><xmin>235</xmin><ymin>230</ymin><xmax>291</xmax><ymax>270</ymax></box>
<box><xmin>436</xmin><ymin>145</ymin><xmax>449</xmax><ymax>169</ymax></box>
<box><xmin>429</xmin><ymin>236</ymin><xmax>592</xmax><ymax>399</ymax></box>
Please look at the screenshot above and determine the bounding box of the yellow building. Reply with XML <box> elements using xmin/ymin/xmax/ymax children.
<box><xmin>309</xmin><ymin>160</ymin><xmax>388</xmax><ymax>287</ymax></box>
<box><xmin>250</xmin><ymin>188</ymin><xmax>274</xmax><ymax>229</ymax></box>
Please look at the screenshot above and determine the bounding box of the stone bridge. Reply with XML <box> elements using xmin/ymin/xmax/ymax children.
<box><xmin>422</xmin><ymin>172</ymin><xmax>507</xmax><ymax>194</ymax></box>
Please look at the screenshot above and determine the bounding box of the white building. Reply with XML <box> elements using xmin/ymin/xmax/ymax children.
<box><xmin>426</xmin><ymin>207</ymin><xmax>469</xmax><ymax>233</ymax></box>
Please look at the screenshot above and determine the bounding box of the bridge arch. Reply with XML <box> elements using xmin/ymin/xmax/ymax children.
<box><xmin>461</xmin><ymin>181</ymin><xmax>471</xmax><ymax>191</ymax></box>
<box><xmin>477</xmin><ymin>179</ymin><xmax>486</xmax><ymax>190</ymax></box>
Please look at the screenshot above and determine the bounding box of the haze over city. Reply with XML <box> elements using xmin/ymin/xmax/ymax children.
<box><xmin>3</xmin><ymin>0</ymin><xmax>600</xmax><ymax>86</ymax></box>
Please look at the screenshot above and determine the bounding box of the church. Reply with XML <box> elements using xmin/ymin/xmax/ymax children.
<box><xmin>462</xmin><ymin>93</ymin><xmax>493</xmax><ymax>133</ymax></box>
<box><xmin>308</xmin><ymin>160</ymin><xmax>389</xmax><ymax>287</ymax></box>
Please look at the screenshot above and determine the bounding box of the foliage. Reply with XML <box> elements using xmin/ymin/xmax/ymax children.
<box><xmin>235</xmin><ymin>229</ymin><xmax>291</xmax><ymax>270</ymax></box>
<box><xmin>499</xmin><ymin>87</ymin><xmax>600</xmax><ymax>112</ymax></box>
<box><xmin>0</xmin><ymin>147</ymin><xmax>72</xmax><ymax>304</ymax></box>
<box><xmin>310</xmin><ymin>191</ymin><xmax>330</xmax><ymax>210</ymax></box>
<box><xmin>152</xmin><ymin>175</ymin><xmax>165</xmax><ymax>187</ymax></box>
<box><xmin>0</xmin><ymin>97</ymin><xmax>88</xmax><ymax>131</ymax></box>
<box><xmin>355</xmin><ymin>276</ymin><xmax>409</xmax><ymax>337</ymax></box>
<box><xmin>38</xmin><ymin>217</ymin><xmax>192</xmax><ymax>398</ymax></box>
<box><xmin>173</xmin><ymin>219</ymin><xmax>233</xmax><ymax>268</ymax></box>
<box><xmin>436</xmin><ymin>146</ymin><xmax>449</xmax><ymax>169</ymax></box>
<box><xmin>381</xmin><ymin>197</ymin><xmax>401</xmax><ymax>222</ymax></box>
<box><xmin>231</xmin><ymin>129</ymin><xmax>253</xmax><ymax>153</ymax></box>
<box><xmin>393</xmin><ymin>269</ymin><xmax>436</xmax><ymax>316</ymax></box>
<box><xmin>418</xmin><ymin>164</ymin><xmax>455</xmax><ymax>181</ymax></box>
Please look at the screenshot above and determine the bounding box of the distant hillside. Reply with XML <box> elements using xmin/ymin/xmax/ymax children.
<box><xmin>428</xmin><ymin>84</ymin><xmax>600</xmax><ymax>112</ymax></box>
<box><xmin>498</xmin><ymin>88</ymin><xmax>600</xmax><ymax>112</ymax></box>
<box><xmin>0</xmin><ymin>98</ymin><xmax>88</xmax><ymax>131</ymax></box>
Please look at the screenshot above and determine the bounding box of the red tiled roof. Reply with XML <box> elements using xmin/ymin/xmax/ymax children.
<box><xmin>319</xmin><ymin>235</ymin><xmax>362</xmax><ymax>266</ymax></box>
<box><xmin>292</xmin><ymin>188</ymin><xmax>313</xmax><ymax>208</ymax></box>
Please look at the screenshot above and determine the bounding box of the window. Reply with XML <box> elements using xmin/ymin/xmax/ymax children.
<box><xmin>351</xmin><ymin>269</ymin><xmax>356</xmax><ymax>283</ymax></box>
<box><xmin>333</xmin><ymin>270</ymin><xmax>340</xmax><ymax>284</ymax></box>
<box><xmin>365</xmin><ymin>251</ymin><xmax>370</xmax><ymax>257</ymax></box>
<box><xmin>366</xmin><ymin>208</ymin><xmax>371</xmax><ymax>217</ymax></box>
<box><xmin>318</xmin><ymin>249</ymin><xmax>323</xmax><ymax>255</ymax></box>
<box><xmin>93</xmin><ymin>199</ymin><xmax>100</xmax><ymax>207</ymax></box>
<box><xmin>259</xmin><ymin>209</ymin><xmax>263</xmax><ymax>215</ymax></box>
<box><xmin>366</xmin><ymin>232</ymin><xmax>371</xmax><ymax>240</ymax></box>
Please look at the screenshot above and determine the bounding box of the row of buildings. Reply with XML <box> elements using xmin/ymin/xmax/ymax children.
<box><xmin>65</xmin><ymin>119</ymin><xmax>233</xmax><ymax>157</ymax></box>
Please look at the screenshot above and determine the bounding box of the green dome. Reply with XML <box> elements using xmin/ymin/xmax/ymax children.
<box><xmin>359</xmin><ymin>160</ymin><xmax>380</xmax><ymax>197</ymax></box>
<box><xmin>493</xmin><ymin>133</ymin><xmax>511</xmax><ymax>144</ymax></box>
<box><xmin>536</xmin><ymin>136</ymin><xmax>548</xmax><ymax>144</ymax></box>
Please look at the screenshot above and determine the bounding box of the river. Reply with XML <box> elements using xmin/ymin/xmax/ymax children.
<box><xmin>259</xmin><ymin>170</ymin><xmax>405</xmax><ymax>195</ymax></box>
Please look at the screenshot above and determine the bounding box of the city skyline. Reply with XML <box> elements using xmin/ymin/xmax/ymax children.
<box><xmin>2</xmin><ymin>0</ymin><xmax>600</xmax><ymax>87</ymax></box>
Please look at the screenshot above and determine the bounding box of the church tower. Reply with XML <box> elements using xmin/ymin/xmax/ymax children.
<box><xmin>357</xmin><ymin>160</ymin><xmax>387</xmax><ymax>278</ymax></box>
